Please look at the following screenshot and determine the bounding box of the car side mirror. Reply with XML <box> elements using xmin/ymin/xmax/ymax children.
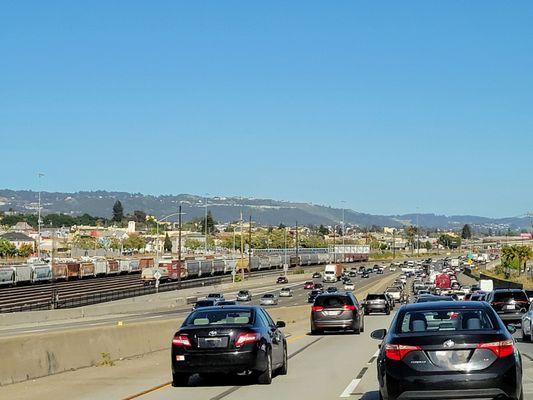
<box><xmin>276</xmin><ymin>321</ymin><xmax>286</xmax><ymax>328</ymax></box>
<box><xmin>371</xmin><ymin>329</ymin><xmax>387</xmax><ymax>340</ymax></box>
<box><xmin>506</xmin><ymin>325</ymin><xmax>516</xmax><ymax>334</ymax></box>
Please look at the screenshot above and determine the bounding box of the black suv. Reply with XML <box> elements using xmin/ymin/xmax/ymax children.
<box><xmin>310</xmin><ymin>292</ymin><xmax>364</xmax><ymax>334</ymax></box>
<box><xmin>363</xmin><ymin>293</ymin><xmax>391</xmax><ymax>315</ymax></box>
<box><xmin>485</xmin><ymin>289</ymin><xmax>530</xmax><ymax>323</ymax></box>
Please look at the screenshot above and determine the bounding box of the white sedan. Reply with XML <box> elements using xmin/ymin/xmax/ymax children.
<box><xmin>279</xmin><ymin>287</ymin><xmax>293</xmax><ymax>297</ymax></box>
<box><xmin>344</xmin><ymin>282</ymin><xmax>355</xmax><ymax>291</ymax></box>
<box><xmin>260</xmin><ymin>293</ymin><xmax>278</xmax><ymax>306</ymax></box>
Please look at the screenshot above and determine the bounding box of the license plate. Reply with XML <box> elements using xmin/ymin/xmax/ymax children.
<box><xmin>175</xmin><ymin>355</ymin><xmax>185</xmax><ymax>361</ymax></box>
<box><xmin>505</xmin><ymin>305</ymin><xmax>515</xmax><ymax>310</ymax></box>
<box><xmin>198</xmin><ymin>337</ymin><xmax>228</xmax><ymax>348</ymax></box>
<box><xmin>325</xmin><ymin>311</ymin><xmax>341</xmax><ymax>316</ymax></box>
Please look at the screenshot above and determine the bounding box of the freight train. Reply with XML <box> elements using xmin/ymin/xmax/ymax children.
<box><xmin>0</xmin><ymin>249</ymin><xmax>368</xmax><ymax>287</ymax></box>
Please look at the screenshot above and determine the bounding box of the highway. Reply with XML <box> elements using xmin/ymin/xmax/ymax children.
<box><xmin>2</xmin><ymin>266</ymin><xmax>532</xmax><ymax>400</ymax></box>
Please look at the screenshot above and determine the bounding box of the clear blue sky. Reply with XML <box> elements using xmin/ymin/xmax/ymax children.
<box><xmin>1</xmin><ymin>1</ymin><xmax>532</xmax><ymax>218</ymax></box>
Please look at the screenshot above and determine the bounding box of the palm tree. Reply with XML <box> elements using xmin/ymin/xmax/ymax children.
<box><xmin>517</xmin><ymin>245</ymin><xmax>532</xmax><ymax>275</ymax></box>
<box><xmin>501</xmin><ymin>246</ymin><xmax>515</xmax><ymax>278</ymax></box>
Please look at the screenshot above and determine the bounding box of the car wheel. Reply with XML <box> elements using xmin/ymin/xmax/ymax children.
<box><xmin>257</xmin><ymin>352</ymin><xmax>273</xmax><ymax>384</ymax></box>
<box><xmin>353</xmin><ymin>320</ymin><xmax>361</xmax><ymax>335</ymax></box>
<box><xmin>171</xmin><ymin>372</ymin><xmax>190</xmax><ymax>387</ymax></box>
<box><xmin>278</xmin><ymin>345</ymin><xmax>288</xmax><ymax>375</ymax></box>
<box><xmin>360</xmin><ymin>318</ymin><xmax>365</xmax><ymax>333</ymax></box>
<box><xmin>386</xmin><ymin>308</ymin><xmax>390</xmax><ymax>315</ymax></box>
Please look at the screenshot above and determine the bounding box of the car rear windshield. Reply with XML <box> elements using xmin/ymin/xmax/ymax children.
<box><xmin>366</xmin><ymin>294</ymin><xmax>386</xmax><ymax>300</ymax></box>
<box><xmin>386</xmin><ymin>288</ymin><xmax>400</xmax><ymax>293</ymax></box>
<box><xmin>195</xmin><ymin>300</ymin><xmax>215</xmax><ymax>307</ymax></box>
<box><xmin>398</xmin><ymin>309</ymin><xmax>494</xmax><ymax>333</ymax></box>
<box><xmin>492</xmin><ymin>291</ymin><xmax>528</xmax><ymax>302</ymax></box>
<box><xmin>263</xmin><ymin>294</ymin><xmax>274</xmax><ymax>298</ymax></box>
<box><xmin>185</xmin><ymin>309</ymin><xmax>253</xmax><ymax>326</ymax></box>
<box><xmin>314</xmin><ymin>295</ymin><xmax>351</xmax><ymax>308</ymax></box>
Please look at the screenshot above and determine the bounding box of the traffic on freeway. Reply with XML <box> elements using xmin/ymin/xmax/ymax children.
<box><xmin>4</xmin><ymin>258</ymin><xmax>531</xmax><ymax>400</ymax></box>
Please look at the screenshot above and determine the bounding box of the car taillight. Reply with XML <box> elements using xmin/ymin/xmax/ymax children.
<box><xmin>172</xmin><ymin>334</ymin><xmax>191</xmax><ymax>347</ymax></box>
<box><xmin>384</xmin><ymin>344</ymin><xmax>421</xmax><ymax>361</ymax></box>
<box><xmin>477</xmin><ymin>340</ymin><xmax>514</xmax><ymax>358</ymax></box>
<box><xmin>343</xmin><ymin>304</ymin><xmax>356</xmax><ymax>311</ymax></box>
<box><xmin>235</xmin><ymin>332</ymin><xmax>260</xmax><ymax>347</ymax></box>
<box><xmin>312</xmin><ymin>306</ymin><xmax>324</xmax><ymax>312</ymax></box>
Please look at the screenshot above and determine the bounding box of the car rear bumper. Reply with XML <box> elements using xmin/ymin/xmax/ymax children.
<box><xmin>381</xmin><ymin>360</ymin><xmax>521</xmax><ymax>400</ymax></box>
<box><xmin>172</xmin><ymin>349</ymin><xmax>266</xmax><ymax>374</ymax></box>
<box><xmin>366</xmin><ymin>305</ymin><xmax>388</xmax><ymax>312</ymax></box>
<box><xmin>496</xmin><ymin>312</ymin><xmax>525</xmax><ymax>323</ymax></box>
<box><xmin>312</xmin><ymin>319</ymin><xmax>355</xmax><ymax>329</ymax></box>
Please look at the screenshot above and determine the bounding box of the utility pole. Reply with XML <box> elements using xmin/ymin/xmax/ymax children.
<box><xmin>333</xmin><ymin>225</ymin><xmax>337</xmax><ymax>263</ymax></box>
<box><xmin>416</xmin><ymin>212</ymin><xmax>420</xmax><ymax>257</ymax></box>
<box><xmin>295</xmin><ymin>221</ymin><xmax>299</xmax><ymax>260</ymax></box>
<box><xmin>240</xmin><ymin>211</ymin><xmax>244</xmax><ymax>281</ymax></box>
<box><xmin>177</xmin><ymin>204</ymin><xmax>182</xmax><ymax>289</ymax></box>
<box><xmin>341</xmin><ymin>201</ymin><xmax>346</xmax><ymax>246</ymax></box>
<box><xmin>37</xmin><ymin>172</ymin><xmax>44</xmax><ymax>259</ymax></box>
<box><xmin>392</xmin><ymin>228</ymin><xmax>396</xmax><ymax>259</ymax></box>
<box><xmin>248</xmin><ymin>214</ymin><xmax>252</xmax><ymax>278</ymax></box>
<box><xmin>204</xmin><ymin>195</ymin><xmax>209</xmax><ymax>256</ymax></box>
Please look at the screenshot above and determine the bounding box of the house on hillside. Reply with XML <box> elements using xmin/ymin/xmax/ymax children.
<box><xmin>0</xmin><ymin>231</ymin><xmax>35</xmax><ymax>250</ymax></box>
<box><xmin>11</xmin><ymin>221</ymin><xmax>34</xmax><ymax>233</ymax></box>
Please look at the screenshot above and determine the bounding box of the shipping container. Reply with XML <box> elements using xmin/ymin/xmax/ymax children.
<box><xmin>129</xmin><ymin>259</ymin><xmax>141</xmax><ymax>273</ymax></box>
<box><xmin>52</xmin><ymin>263</ymin><xmax>68</xmax><ymax>280</ymax></box>
<box><xmin>224</xmin><ymin>258</ymin><xmax>237</xmax><ymax>274</ymax></box>
<box><xmin>268</xmin><ymin>255</ymin><xmax>282</xmax><ymax>269</ymax></box>
<box><xmin>94</xmin><ymin>258</ymin><xmax>107</xmax><ymax>276</ymax></box>
<box><xmin>67</xmin><ymin>262</ymin><xmax>80</xmax><ymax>280</ymax></box>
<box><xmin>80</xmin><ymin>262</ymin><xmax>95</xmax><ymax>278</ymax></box>
<box><xmin>14</xmin><ymin>265</ymin><xmax>33</xmax><ymax>284</ymax></box>
<box><xmin>199</xmin><ymin>260</ymin><xmax>213</xmax><ymax>277</ymax></box>
<box><xmin>0</xmin><ymin>266</ymin><xmax>15</xmax><ymax>287</ymax></box>
<box><xmin>258</xmin><ymin>257</ymin><xmax>270</xmax><ymax>270</ymax></box>
<box><xmin>139</xmin><ymin>257</ymin><xmax>154</xmax><ymax>270</ymax></box>
<box><xmin>118</xmin><ymin>259</ymin><xmax>131</xmax><ymax>274</ymax></box>
<box><xmin>158</xmin><ymin>259</ymin><xmax>182</xmax><ymax>280</ymax></box>
<box><xmin>32</xmin><ymin>264</ymin><xmax>52</xmax><ymax>283</ymax></box>
<box><xmin>213</xmin><ymin>259</ymin><xmax>225</xmax><ymax>275</ymax></box>
<box><xmin>309</xmin><ymin>254</ymin><xmax>319</xmax><ymax>265</ymax></box>
<box><xmin>249</xmin><ymin>256</ymin><xmax>260</xmax><ymax>271</ymax></box>
<box><xmin>106</xmin><ymin>260</ymin><xmax>119</xmax><ymax>275</ymax></box>
<box><xmin>185</xmin><ymin>260</ymin><xmax>200</xmax><ymax>279</ymax></box>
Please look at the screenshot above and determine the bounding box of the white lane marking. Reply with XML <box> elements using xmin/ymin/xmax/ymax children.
<box><xmin>340</xmin><ymin>378</ymin><xmax>361</xmax><ymax>398</ymax></box>
<box><xmin>146</xmin><ymin>315</ymin><xmax>163</xmax><ymax>319</ymax></box>
<box><xmin>373</xmin><ymin>349</ymin><xmax>380</xmax><ymax>357</ymax></box>
<box><xmin>20</xmin><ymin>328</ymin><xmax>46</xmax><ymax>333</ymax></box>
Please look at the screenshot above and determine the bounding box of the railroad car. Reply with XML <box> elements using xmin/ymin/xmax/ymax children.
<box><xmin>93</xmin><ymin>258</ymin><xmax>107</xmax><ymax>276</ymax></box>
<box><xmin>212</xmin><ymin>259</ymin><xmax>225</xmax><ymax>275</ymax></box>
<box><xmin>268</xmin><ymin>255</ymin><xmax>282</xmax><ymax>269</ymax></box>
<box><xmin>80</xmin><ymin>262</ymin><xmax>95</xmax><ymax>278</ymax></box>
<box><xmin>185</xmin><ymin>260</ymin><xmax>200</xmax><ymax>279</ymax></box>
<box><xmin>32</xmin><ymin>263</ymin><xmax>52</xmax><ymax>283</ymax></box>
<box><xmin>14</xmin><ymin>265</ymin><xmax>33</xmax><ymax>285</ymax></box>
<box><xmin>139</xmin><ymin>257</ymin><xmax>154</xmax><ymax>270</ymax></box>
<box><xmin>0</xmin><ymin>266</ymin><xmax>16</xmax><ymax>287</ymax></box>
<box><xmin>289</xmin><ymin>255</ymin><xmax>300</xmax><ymax>268</ymax></box>
<box><xmin>118</xmin><ymin>259</ymin><xmax>131</xmax><ymax>274</ymax></box>
<box><xmin>106</xmin><ymin>260</ymin><xmax>119</xmax><ymax>275</ymax></box>
<box><xmin>129</xmin><ymin>259</ymin><xmax>141</xmax><ymax>273</ymax></box>
<box><xmin>199</xmin><ymin>260</ymin><xmax>213</xmax><ymax>277</ymax></box>
<box><xmin>66</xmin><ymin>262</ymin><xmax>81</xmax><ymax>280</ymax></box>
<box><xmin>223</xmin><ymin>258</ymin><xmax>237</xmax><ymax>274</ymax></box>
<box><xmin>258</xmin><ymin>256</ymin><xmax>271</xmax><ymax>271</ymax></box>
<box><xmin>52</xmin><ymin>263</ymin><xmax>68</xmax><ymax>281</ymax></box>
<box><xmin>299</xmin><ymin>254</ymin><xmax>311</xmax><ymax>266</ymax></box>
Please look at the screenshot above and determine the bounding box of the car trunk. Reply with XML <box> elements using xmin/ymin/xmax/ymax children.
<box><xmin>390</xmin><ymin>332</ymin><xmax>507</xmax><ymax>372</ymax></box>
<box><xmin>180</xmin><ymin>326</ymin><xmax>251</xmax><ymax>352</ymax></box>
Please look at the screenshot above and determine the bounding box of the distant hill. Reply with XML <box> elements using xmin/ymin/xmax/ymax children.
<box><xmin>0</xmin><ymin>189</ymin><xmax>530</xmax><ymax>231</ymax></box>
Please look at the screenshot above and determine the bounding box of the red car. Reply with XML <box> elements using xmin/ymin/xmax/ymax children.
<box><xmin>304</xmin><ymin>281</ymin><xmax>314</xmax><ymax>290</ymax></box>
<box><xmin>277</xmin><ymin>276</ymin><xmax>288</xmax><ymax>284</ymax></box>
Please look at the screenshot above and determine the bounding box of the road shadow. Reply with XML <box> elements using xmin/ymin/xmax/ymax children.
<box><xmin>306</xmin><ymin>330</ymin><xmax>361</xmax><ymax>337</ymax></box>
<box><xmin>187</xmin><ymin>372</ymin><xmax>263</xmax><ymax>388</ymax></box>
<box><xmin>359</xmin><ymin>390</ymin><xmax>380</xmax><ymax>400</ymax></box>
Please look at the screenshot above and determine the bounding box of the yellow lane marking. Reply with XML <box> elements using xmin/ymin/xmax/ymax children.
<box><xmin>122</xmin><ymin>381</ymin><xmax>172</xmax><ymax>400</ymax></box>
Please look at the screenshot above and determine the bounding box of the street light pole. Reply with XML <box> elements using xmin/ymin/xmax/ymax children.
<box><xmin>416</xmin><ymin>210</ymin><xmax>420</xmax><ymax>257</ymax></box>
<box><xmin>204</xmin><ymin>194</ymin><xmax>209</xmax><ymax>256</ymax></box>
<box><xmin>37</xmin><ymin>172</ymin><xmax>44</xmax><ymax>258</ymax></box>
<box><xmin>178</xmin><ymin>204</ymin><xmax>182</xmax><ymax>289</ymax></box>
<box><xmin>341</xmin><ymin>201</ymin><xmax>346</xmax><ymax>247</ymax></box>
<box><xmin>248</xmin><ymin>214</ymin><xmax>252</xmax><ymax>279</ymax></box>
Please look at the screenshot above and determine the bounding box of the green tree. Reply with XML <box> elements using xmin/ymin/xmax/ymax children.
<box><xmin>198</xmin><ymin>211</ymin><xmax>217</xmax><ymax>235</ymax></box>
<box><xmin>0</xmin><ymin>238</ymin><xmax>17</xmax><ymax>257</ymax></box>
<box><xmin>108</xmin><ymin>237</ymin><xmax>122</xmax><ymax>250</ymax></box>
<box><xmin>73</xmin><ymin>235</ymin><xmax>99</xmax><ymax>250</ymax></box>
<box><xmin>123</xmin><ymin>234</ymin><xmax>146</xmax><ymax>250</ymax></box>
<box><xmin>17</xmin><ymin>243</ymin><xmax>34</xmax><ymax>258</ymax></box>
<box><xmin>132</xmin><ymin>210</ymin><xmax>147</xmax><ymax>223</ymax></box>
<box><xmin>461</xmin><ymin>224</ymin><xmax>472</xmax><ymax>239</ymax></box>
<box><xmin>185</xmin><ymin>239</ymin><xmax>202</xmax><ymax>251</ymax></box>
<box><xmin>318</xmin><ymin>224</ymin><xmax>330</xmax><ymax>236</ymax></box>
<box><xmin>437</xmin><ymin>234</ymin><xmax>461</xmax><ymax>249</ymax></box>
<box><xmin>163</xmin><ymin>233</ymin><xmax>173</xmax><ymax>253</ymax></box>
<box><xmin>424</xmin><ymin>241</ymin><xmax>432</xmax><ymax>251</ymax></box>
<box><xmin>112</xmin><ymin>200</ymin><xmax>124</xmax><ymax>222</ymax></box>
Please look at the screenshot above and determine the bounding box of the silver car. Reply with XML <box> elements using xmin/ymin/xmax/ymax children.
<box><xmin>279</xmin><ymin>287</ymin><xmax>293</xmax><ymax>297</ymax></box>
<box><xmin>521</xmin><ymin>302</ymin><xmax>533</xmax><ymax>342</ymax></box>
<box><xmin>260</xmin><ymin>293</ymin><xmax>278</xmax><ymax>306</ymax></box>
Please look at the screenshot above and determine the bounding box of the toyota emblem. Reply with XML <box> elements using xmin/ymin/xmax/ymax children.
<box><xmin>208</xmin><ymin>331</ymin><xmax>218</xmax><ymax>337</ymax></box>
<box><xmin>443</xmin><ymin>340</ymin><xmax>455</xmax><ymax>348</ymax></box>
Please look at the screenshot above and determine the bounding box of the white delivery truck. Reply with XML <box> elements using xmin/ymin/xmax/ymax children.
<box><xmin>323</xmin><ymin>264</ymin><xmax>343</xmax><ymax>283</ymax></box>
